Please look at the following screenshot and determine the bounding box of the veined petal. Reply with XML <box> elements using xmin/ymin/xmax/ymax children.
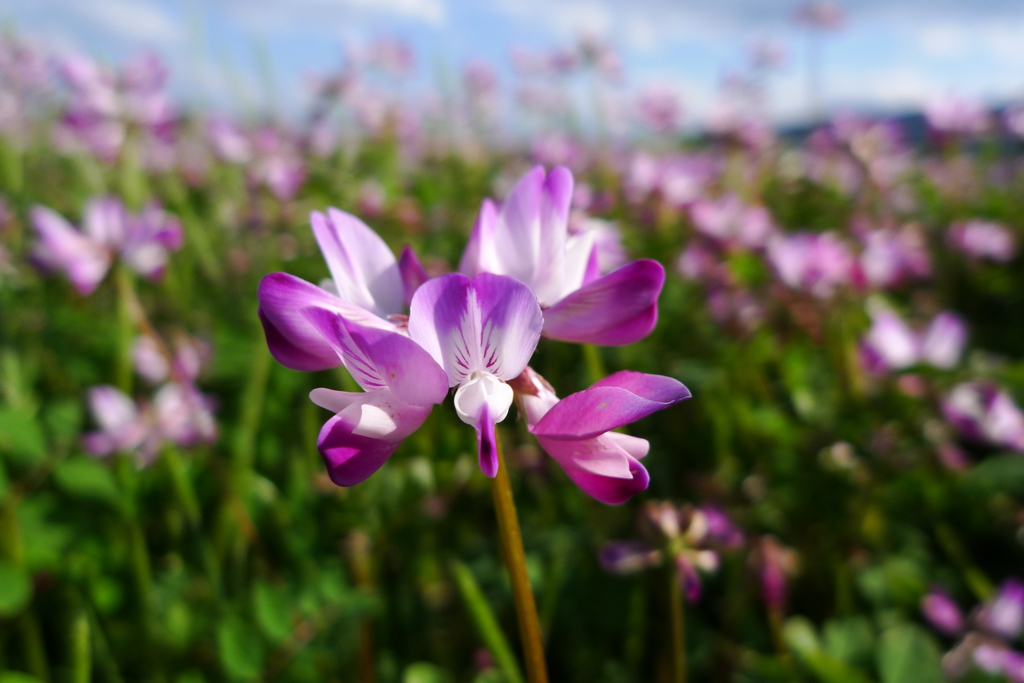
<box><xmin>302</xmin><ymin>307</ymin><xmax>448</xmax><ymax>406</ymax></box>
<box><xmin>459</xmin><ymin>198</ymin><xmax>498</xmax><ymax>277</ymax></box>
<box><xmin>257</xmin><ymin>272</ymin><xmax>394</xmax><ymax>372</ymax></box>
<box><xmin>532</xmin><ymin>371</ymin><xmax>690</xmax><ymax>441</ymax></box>
<box><xmin>398</xmin><ymin>245</ymin><xmax>429</xmax><ymax>307</ymax></box>
<box><xmin>542</xmin><ymin>259</ymin><xmax>665</xmax><ymax>346</ymax></box>
<box><xmin>311</xmin><ymin>208</ymin><xmax>403</xmax><ymax>316</ymax></box>
<box><xmin>408</xmin><ymin>273</ymin><xmax>542</xmax><ymax>385</ymax></box>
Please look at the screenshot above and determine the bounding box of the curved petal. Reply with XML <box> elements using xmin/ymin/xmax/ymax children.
<box><xmin>398</xmin><ymin>245</ymin><xmax>429</xmax><ymax>307</ymax></box>
<box><xmin>409</xmin><ymin>273</ymin><xmax>543</xmax><ymax>384</ymax></box>
<box><xmin>540</xmin><ymin>434</ymin><xmax>650</xmax><ymax>505</ymax></box>
<box><xmin>302</xmin><ymin>307</ymin><xmax>449</xmax><ymax>406</ymax></box>
<box><xmin>454</xmin><ymin>374</ymin><xmax>513</xmax><ymax>477</ymax></box>
<box><xmin>920</xmin><ymin>311</ymin><xmax>967</xmax><ymax>369</ymax></box>
<box><xmin>83</xmin><ymin>197</ymin><xmax>128</xmax><ymax>248</ymax></box>
<box><xmin>317</xmin><ymin>415</ymin><xmax>402</xmax><ymax>486</ymax></box>
<box><xmin>311</xmin><ymin>208</ymin><xmax>403</xmax><ymax>316</ymax></box>
<box><xmin>258</xmin><ymin>272</ymin><xmax>393</xmax><ymax>372</ymax></box>
<box><xmin>599</xmin><ymin>541</ymin><xmax>662</xmax><ymax>573</ymax></box>
<box><xmin>542</xmin><ymin>259</ymin><xmax>665</xmax><ymax>346</ymax></box>
<box><xmin>492</xmin><ymin>166</ymin><xmax>573</xmax><ymax>306</ymax></box>
<box><xmin>459</xmin><ymin>198</ymin><xmax>498</xmax><ymax>277</ymax></box>
<box><xmin>533</xmin><ymin>371</ymin><xmax>690</xmax><ymax>440</ymax></box>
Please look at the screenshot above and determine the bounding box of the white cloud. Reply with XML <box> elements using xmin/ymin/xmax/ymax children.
<box><xmin>917</xmin><ymin>25</ymin><xmax>968</xmax><ymax>57</ymax></box>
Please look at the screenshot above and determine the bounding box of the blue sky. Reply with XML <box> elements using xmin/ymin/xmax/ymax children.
<box><xmin>4</xmin><ymin>0</ymin><xmax>1024</xmax><ymax>125</ymax></box>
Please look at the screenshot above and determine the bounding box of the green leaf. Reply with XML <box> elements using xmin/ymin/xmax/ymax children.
<box><xmin>42</xmin><ymin>399</ymin><xmax>83</xmax><ymax>449</ymax></box>
<box><xmin>450</xmin><ymin>560</ymin><xmax>524</xmax><ymax>683</ymax></box>
<box><xmin>0</xmin><ymin>560</ymin><xmax>32</xmax><ymax>616</ymax></box>
<box><xmin>784</xmin><ymin>617</ymin><xmax>874</xmax><ymax>683</ymax></box>
<box><xmin>0</xmin><ymin>407</ymin><xmax>46</xmax><ymax>465</ymax></box>
<box><xmin>823</xmin><ymin>617</ymin><xmax>875</xmax><ymax>667</ymax></box>
<box><xmin>53</xmin><ymin>456</ymin><xmax>120</xmax><ymax>505</ymax></box>
<box><xmin>217</xmin><ymin>615</ymin><xmax>265</xmax><ymax>681</ymax></box>
<box><xmin>402</xmin><ymin>663</ymin><xmax>451</xmax><ymax>683</ymax></box>
<box><xmin>253</xmin><ymin>581</ymin><xmax>293</xmax><ymax>643</ymax></box>
<box><xmin>877</xmin><ymin>623</ymin><xmax>944</xmax><ymax>683</ymax></box>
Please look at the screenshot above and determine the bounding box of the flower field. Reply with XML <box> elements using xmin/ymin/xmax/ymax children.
<box><xmin>3</xmin><ymin>28</ymin><xmax>1024</xmax><ymax>683</ymax></box>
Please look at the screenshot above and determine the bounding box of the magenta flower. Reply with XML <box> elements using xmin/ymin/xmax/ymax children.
<box><xmin>922</xmin><ymin>589</ymin><xmax>966</xmax><ymax>636</ymax></box>
<box><xmin>942</xmin><ymin>383</ymin><xmax>1024</xmax><ymax>452</ymax></box>
<box><xmin>82</xmin><ymin>386</ymin><xmax>150</xmax><ymax>457</ymax></box>
<box><xmin>689</xmin><ymin>195</ymin><xmax>776</xmax><ymax>250</ymax></box>
<box><xmin>600</xmin><ymin>503</ymin><xmax>723</xmax><ymax>601</ymax></box>
<box><xmin>857</xmin><ymin>225</ymin><xmax>931</xmax><ymax>289</ymax></box>
<box><xmin>948</xmin><ymin>220</ymin><xmax>1016</xmax><ymax>263</ymax></box>
<box><xmin>409</xmin><ymin>274</ymin><xmax>543</xmax><ymax>476</ymax></box>
<box><xmin>635</xmin><ymin>88</ymin><xmax>684</xmax><ymax>136</ymax></box>
<box><xmin>927</xmin><ymin>580</ymin><xmax>1024</xmax><ymax>681</ymax></box>
<box><xmin>460</xmin><ymin>166</ymin><xmax>664</xmax><ymax>345</ymax></box>
<box><xmin>860</xmin><ymin>307</ymin><xmax>966</xmax><ymax>373</ymax></box>
<box><xmin>31</xmin><ymin>198</ymin><xmax>182</xmax><ymax>294</ymax></box>
<box><xmin>766</xmin><ymin>232</ymin><xmax>854</xmax><ymax>298</ymax></box>
<box><xmin>514</xmin><ymin>367</ymin><xmax>689</xmax><ymax>504</ymax></box>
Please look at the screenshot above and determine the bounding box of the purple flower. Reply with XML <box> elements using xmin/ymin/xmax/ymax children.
<box><xmin>700</xmin><ymin>505</ymin><xmax>745</xmax><ymax>549</ymax></box>
<box><xmin>30</xmin><ymin>198</ymin><xmax>182</xmax><ymax>294</ymax></box>
<box><xmin>303</xmin><ymin>311</ymin><xmax>449</xmax><ymax>485</ymax></box>
<box><xmin>515</xmin><ymin>368</ymin><xmax>690</xmax><ymax>504</ymax></box>
<box><xmin>207</xmin><ymin>116</ymin><xmax>252</xmax><ymax>163</ymax></box>
<box><xmin>859</xmin><ymin>307</ymin><xmax>919</xmax><ymax>372</ymax></box>
<box><xmin>690</xmin><ymin>195</ymin><xmax>775</xmax><ymax>250</ymax></box>
<box><xmin>409</xmin><ymin>273</ymin><xmax>543</xmax><ymax>477</ymax></box>
<box><xmin>154</xmin><ymin>382</ymin><xmax>217</xmax><ymax>448</ymax></box>
<box><xmin>943</xmin><ymin>383</ymin><xmax>1024</xmax><ymax>451</ymax></box>
<box><xmin>919</xmin><ymin>312</ymin><xmax>968</xmax><ymax>369</ymax></box>
<box><xmin>977</xmin><ymin>581</ymin><xmax>1024</xmax><ymax>641</ymax></box>
<box><xmin>599</xmin><ymin>541</ymin><xmax>662</xmax><ymax>574</ymax></box>
<box><xmin>857</xmin><ymin>225</ymin><xmax>931</xmax><ymax>289</ymax></box>
<box><xmin>922</xmin><ymin>589</ymin><xmax>965</xmax><ymax>636</ymax></box>
<box><xmin>948</xmin><ymin>220</ymin><xmax>1016</xmax><ymax>263</ymax></box>
<box><xmin>82</xmin><ymin>386</ymin><xmax>150</xmax><ymax>457</ymax></box>
<box><xmin>767</xmin><ymin>232</ymin><xmax>854</xmax><ymax>298</ymax></box>
<box><xmin>460</xmin><ymin>166</ymin><xmax>664</xmax><ymax>345</ymax></box>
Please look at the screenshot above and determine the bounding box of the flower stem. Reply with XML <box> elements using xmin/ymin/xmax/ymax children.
<box><xmin>489</xmin><ymin>430</ymin><xmax>548</xmax><ymax>683</ymax></box>
<box><xmin>669</xmin><ymin>561</ymin><xmax>686</xmax><ymax>683</ymax></box>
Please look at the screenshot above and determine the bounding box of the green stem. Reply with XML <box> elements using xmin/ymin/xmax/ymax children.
<box><xmin>489</xmin><ymin>430</ymin><xmax>548</xmax><ymax>683</ymax></box>
<box><xmin>20</xmin><ymin>611</ymin><xmax>50</xmax><ymax>682</ymax></box>
<box><xmin>163</xmin><ymin>445</ymin><xmax>200</xmax><ymax>527</ymax></box>
<box><xmin>450</xmin><ymin>559</ymin><xmax>525</xmax><ymax>683</ymax></box>
<box><xmin>70</xmin><ymin>608</ymin><xmax>91</xmax><ymax>683</ymax></box>
<box><xmin>669</xmin><ymin>561</ymin><xmax>686</xmax><ymax>683</ymax></box>
<box><xmin>114</xmin><ymin>266</ymin><xmax>136</xmax><ymax>394</ymax></box>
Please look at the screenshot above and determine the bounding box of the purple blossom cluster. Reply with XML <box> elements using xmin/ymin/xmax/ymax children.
<box><xmin>258</xmin><ymin>165</ymin><xmax>690</xmax><ymax>503</ymax></box>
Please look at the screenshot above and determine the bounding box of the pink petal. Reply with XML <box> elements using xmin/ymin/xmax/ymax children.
<box><xmin>317</xmin><ymin>414</ymin><xmax>404</xmax><ymax>486</ymax></box>
<box><xmin>540</xmin><ymin>434</ymin><xmax>650</xmax><ymax>505</ymax></box>
<box><xmin>311</xmin><ymin>208</ymin><xmax>403</xmax><ymax>316</ymax></box>
<box><xmin>533</xmin><ymin>371</ymin><xmax>690</xmax><ymax>441</ymax></box>
<box><xmin>408</xmin><ymin>273</ymin><xmax>542</xmax><ymax>385</ymax></box>
<box><xmin>459</xmin><ymin>198</ymin><xmax>498</xmax><ymax>277</ymax></box>
<box><xmin>542</xmin><ymin>259</ymin><xmax>664</xmax><ymax>346</ymax></box>
<box><xmin>257</xmin><ymin>272</ymin><xmax>394</xmax><ymax>372</ymax></box>
<box><xmin>301</xmin><ymin>307</ymin><xmax>449</xmax><ymax>407</ymax></box>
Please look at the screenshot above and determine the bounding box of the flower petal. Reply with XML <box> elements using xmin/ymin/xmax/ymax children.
<box><xmin>492</xmin><ymin>166</ymin><xmax>573</xmax><ymax>306</ymax></box>
<box><xmin>302</xmin><ymin>307</ymin><xmax>449</xmax><ymax>407</ymax></box>
<box><xmin>409</xmin><ymin>273</ymin><xmax>542</xmax><ymax>384</ymax></box>
<box><xmin>398</xmin><ymin>245</ymin><xmax>429</xmax><ymax>308</ymax></box>
<box><xmin>31</xmin><ymin>206</ymin><xmax>112</xmax><ymax>295</ymax></box>
<box><xmin>311</xmin><ymin>208</ymin><xmax>403</xmax><ymax>316</ymax></box>
<box><xmin>257</xmin><ymin>272</ymin><xmax>394</xmax><ymax>372</ymax></box>
<box><xmin>920</xmin><ymin>311</ymin><xmax>967</xmax><ymax>369</ymax></box>
<box><xmin>83</xmin><ymin>197</ymin><xmax>127</xmax><ymax>248</ymax></box>
<box><xmin>540</xmin><ymin>434</ymin><xmax>650</xmax><ymax>504</ymax></box>
<box><xmin>317</xmin><ymin>414</ymin><xmax>402</xmax><ymax>487</ymax></box>
<box><xmin>542</xmin><ymin>259</ymin><xmax>665</xmax><ymax>346</ymax></box>
<box><xmin>599</xmin><ymin>541</ymin><xmax>661</xmax><ymax>573</ymax></box>
<box><xmin>459</xmin><ymin>198</ymin><xmax>498</xmax><ymax>277</ymax></box>
<box><xmin>532</xmin><ymin>371</ymin><xmax>690</xmax><ymax>440</ymax></box>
